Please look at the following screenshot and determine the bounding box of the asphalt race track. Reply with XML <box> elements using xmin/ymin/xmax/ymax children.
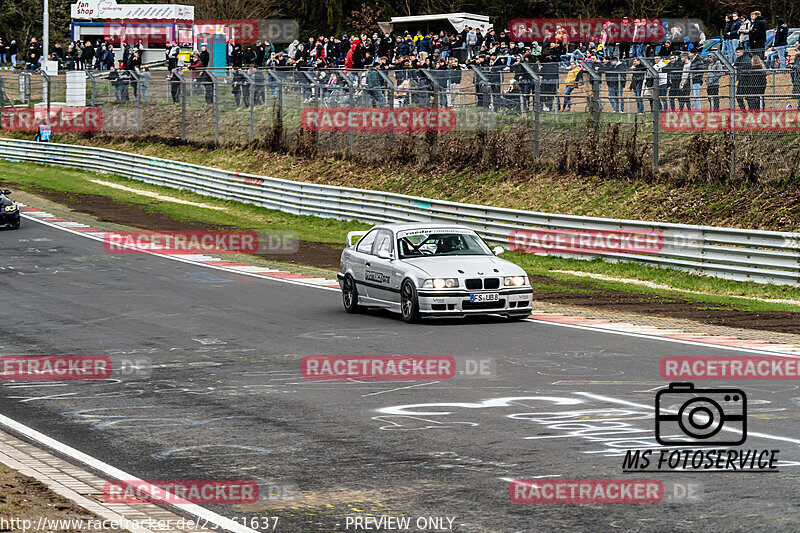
<box><xmin>3</xmin><ymin>216</ymin><xmax>800</xmax><ymax>532</ymax></box>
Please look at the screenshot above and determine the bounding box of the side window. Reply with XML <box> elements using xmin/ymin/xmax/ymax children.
<box><xmin>372</xmin><ymin>230</ymin><xmax>394</xmax><ymax>256</ymax></box>
<box><xmin>356</xmin><ymin>230</ymin><xmax>377</xmax><ymax>254</ymax></box>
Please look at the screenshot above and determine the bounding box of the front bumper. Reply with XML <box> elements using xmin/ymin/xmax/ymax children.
<box><xmin>0</xmin><ymin>210</ymin><xmax>20</xmax><ymax>228</ymax></box>
<box><xmin>417</xmin><ymin>288</ymin><xmax>533</xmax><ymax>317</ymax></box>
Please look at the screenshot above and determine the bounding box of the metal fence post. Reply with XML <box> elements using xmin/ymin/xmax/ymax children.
<box><xmin>470</xmin><ymin>65</ymin><xmax>491</xmax><ymax>159</ymax></box>
<box><xmin>208</xmin><ymin>71</ymin><xmax>219</xmax><ymax>144</ymax></box>
<box><xmin>40</xmin><ymin>71</ymin><xmax>51</xmax><ymax>118</ymax></box>
<box><xmin>301</xmin><ymin>71</ymin><xmax>320</xmax><ymax>149</ymax></box>
<box><xmin>420</xmin><ymin>69</ymin><xmax>440</xmax><ymax>156</ymax></box>
<box><xmin>521</xmin><ymin>62</ymin><xmax>540</xmax><ymax>158</ymax></box>
<box><xmin>714</xmin><ymin>51</ymin><xmax>736</xmax><ymax>181</ymax></box>
<box><xmin>640</xmin><ymin>57</ymin><xmax>660</xmax><ymax>172</ymax></box>
<box><xmin>376</xmin><ymin>69</ymin><xmax>395</xmax><ymax>147</ymax></box>
<box><xmin>87</xmin><ymin>71</ymin><xmax>96</xmax><ymax>107</ymax></box>
<box><xmin>579</xmin><ymin>60</ymin><xmax>601</xmax><ymax>135</ymax></box>
<box><xmin>240</xmin><ymin>71</ymin><xmax>255</xmax><ymax>141</ymax></box>
<box><xmin>334</xmin><ymin>69</ymin><xmax>356</xmax><ymax>155</ymax></box>
<box><xmin>129</xmin><ymin>70</ymin><xmax>141</xmax><ymax>135</ymax></box>
<box><xmin>278</xmin><ymin>76</ymin><xmax>284</xmax><ymax>147</ymax></box>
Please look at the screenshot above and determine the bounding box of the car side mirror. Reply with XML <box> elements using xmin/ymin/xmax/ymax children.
<box><xmin>493</xmin><ymin>246</ymin><xmax>505</xmax><ymax>256</ymax></box>
<box><xmin>376</xmin><ymin>249</ymin><xmax>392</xmax><ymax>260</ymax></box>
<box><xmin>2</xmin><ymin>190</ymin><xmax>10</xmax><ymax>195</ymax></box>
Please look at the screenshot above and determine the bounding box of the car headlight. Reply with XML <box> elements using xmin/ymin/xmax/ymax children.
<box><xmin>504</xmin><ymin>276</ymin><xmax>528</xmax><ymax>287</ymax></box>
<box><xmin>422</xmin><ymin>278</ymin><xmax>459</xmax><ymax>289</ymax></box>
<box><xmin>4</xmin><ymin>205</ymin><xmax>17</xmax><ymax>212</ymax></box>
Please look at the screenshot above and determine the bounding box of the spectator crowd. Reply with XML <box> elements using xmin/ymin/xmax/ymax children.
<box><xmin>2</xmin><ymin>11</ymin><xmax>799</xmax><ymax>111</ymax></box>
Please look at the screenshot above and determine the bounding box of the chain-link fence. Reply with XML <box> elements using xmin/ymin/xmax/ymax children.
<box><xmin>1</xmin><ymin>53</ymin><xmax>799</xmax><ymax>182</ymax></box>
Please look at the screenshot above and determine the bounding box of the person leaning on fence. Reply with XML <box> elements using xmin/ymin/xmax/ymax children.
<box><xmin>137</xmin><ymin>66</ymin><xmax>150</xmax><ymax>102</ymax></box>
<box><xmin>734</xmin><ymin>46</ymin><xmax>752</xmax><ymax>109</ymax></box>
<box><xmin>198</xmin><ymin>68</ymin><xmax>213</xmax><ymax>104</ymax></box>
<box><xmin>652</xmin><ymin>55</ymin><xmax>669</xmax><ymax>111</ymax></box>
<box><xmin>748</xmin><ymin>55</ymin><xmax>767</xmax><ymax>109</ymax></box>
<box><xmin>117</xmin><ymin>68</ymin><xmax>131</xmax><ymax>102</ymax></box>
<box><xmin>562</xmin><ymin>61</ymin><xmax>582</xmax><ymax>112</ymax></box>
<box><xmin>250</xmin><ymin>66</ymin><xmax>265</xmax><ymax>105</ymax></box>
<box><xmin>677</xmin><ymin>52</ymin><xmax>692</xmax><ymax>111</ymax></box>
<box><xmin>231</xmin><ymin>68</ymin><xmax>249</xmax><ymax>107</ymax></box>
<box><xmin>366</xmin><ymin>63</ymin><xmax>386</xmax><ymax>107</ymax></box>
<box><xmin>688</xmin><ymin>49</ymin><xmax>705</xmax><ymax>110</ymax></box>
<box><xmin>169</xmin><ymin>68</ymin><xmax>181</xmax><ymax>104</ymax></box>
<box><xmin>108</xmin><ymin>66</ymin><xmax>121</xmax><ymax>101</ymax></box>
<box><xmin>665</xmin><ymin>53</ymin><xmax>683</xmax><ymax>110</ymax></box>
<box><xmin>629</xmin><ymin>57</ymin><xmax>645</xmax><ymax>114</ymax></box>
<box><xmin>605</xmin><ymin>56</ymin><xmax>626</xmax><ymax>113</ymax></box>
<box><xmin>188</xmin><ymin>52</ymin><xmax>202</xmax><ymax>95</ymax></box>
<box><xmin>705</xmin><ymin>55</ymin><xmax>723</xmax><ymax>110</ymax></box>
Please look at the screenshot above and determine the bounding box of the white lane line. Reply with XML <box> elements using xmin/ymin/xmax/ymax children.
<box><xmin>575</xmin><ymin>391</ymin><xmax>800</xmax><ymax>446</ymax></box>
<box><xmin>21</xmin><ymin>214</ymin><xmax>340</xmax><ymax>293</ymax></box>
<box><xmin>0</xmin><ymin>413</ymin><xmax>258</xmax><ymax>533</ymax></box>
<box><xmin>522</xmin><ymin>318</ymin><xmax>800</xmax><ymax>358</ymax></box>
<box><xmin>362</xmin><ymin>381</ymin><xmax>440</xmax><ymax>397</ymax></box>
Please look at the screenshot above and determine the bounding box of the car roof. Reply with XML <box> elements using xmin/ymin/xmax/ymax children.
<box><xmin>371</xmin><ymin>223</ymin><xmax>474</xmax><ymax>233</ymax></box>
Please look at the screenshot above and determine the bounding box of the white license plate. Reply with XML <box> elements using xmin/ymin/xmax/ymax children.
<box><xmin>470</xmin><ymin>293</ymin><xmax>499</xmax><ymax>303</ymax></box>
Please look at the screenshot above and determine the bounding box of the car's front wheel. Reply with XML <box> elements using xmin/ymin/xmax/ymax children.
<box><xmin>342</xmin><ymin>274</ymin><xmax>361</xmax><ymax>313</ymax></box>
<box><xmin>401</xmin><ymin>280</ymin><xmax>421</xmax><ymax>323</ymax></box>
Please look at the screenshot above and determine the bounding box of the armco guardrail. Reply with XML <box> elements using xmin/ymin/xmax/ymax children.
<box><xmin>2</xmin><ymin>138</ymin><xmax>799</xmax><ymax>285</ymax></box>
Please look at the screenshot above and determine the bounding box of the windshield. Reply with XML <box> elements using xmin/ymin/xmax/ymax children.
<box><xmin>397</xmin><ymin>231</ymin><xmax>493</xmax><ymax>258</ymax></box>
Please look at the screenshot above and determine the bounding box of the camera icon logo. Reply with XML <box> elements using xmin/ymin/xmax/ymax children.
<box><xmin>655</xmin><ymin>382</ymin><xmax>747</xmax><ymax>446</ymax></box>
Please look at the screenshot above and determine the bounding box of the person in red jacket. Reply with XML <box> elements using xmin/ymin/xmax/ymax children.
<box><xmin>187</xmin><ymin>52</ymin><xmax>203</xmax><ymax>94</ymax></box>
<box><xmin>345</xmin><ymin>38</ymin><xmax>359</xmax><ymax>68</ymax></box>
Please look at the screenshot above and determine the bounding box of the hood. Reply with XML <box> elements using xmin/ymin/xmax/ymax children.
<box><xmin>402</xmin><ymin>255</ymin><xmax>525</xmax><ymax>278</ymax></box>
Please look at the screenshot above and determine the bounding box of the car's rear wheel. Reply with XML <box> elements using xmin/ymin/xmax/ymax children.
<box><xmin>342</xmin><ymin>274</ymin><xmax>361</xmax><ymax>313</ymax></box>
<box><xmin>401</xmin><ymin>280</ymin><xmax>421</xmax><ymax>323</ymax></box>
